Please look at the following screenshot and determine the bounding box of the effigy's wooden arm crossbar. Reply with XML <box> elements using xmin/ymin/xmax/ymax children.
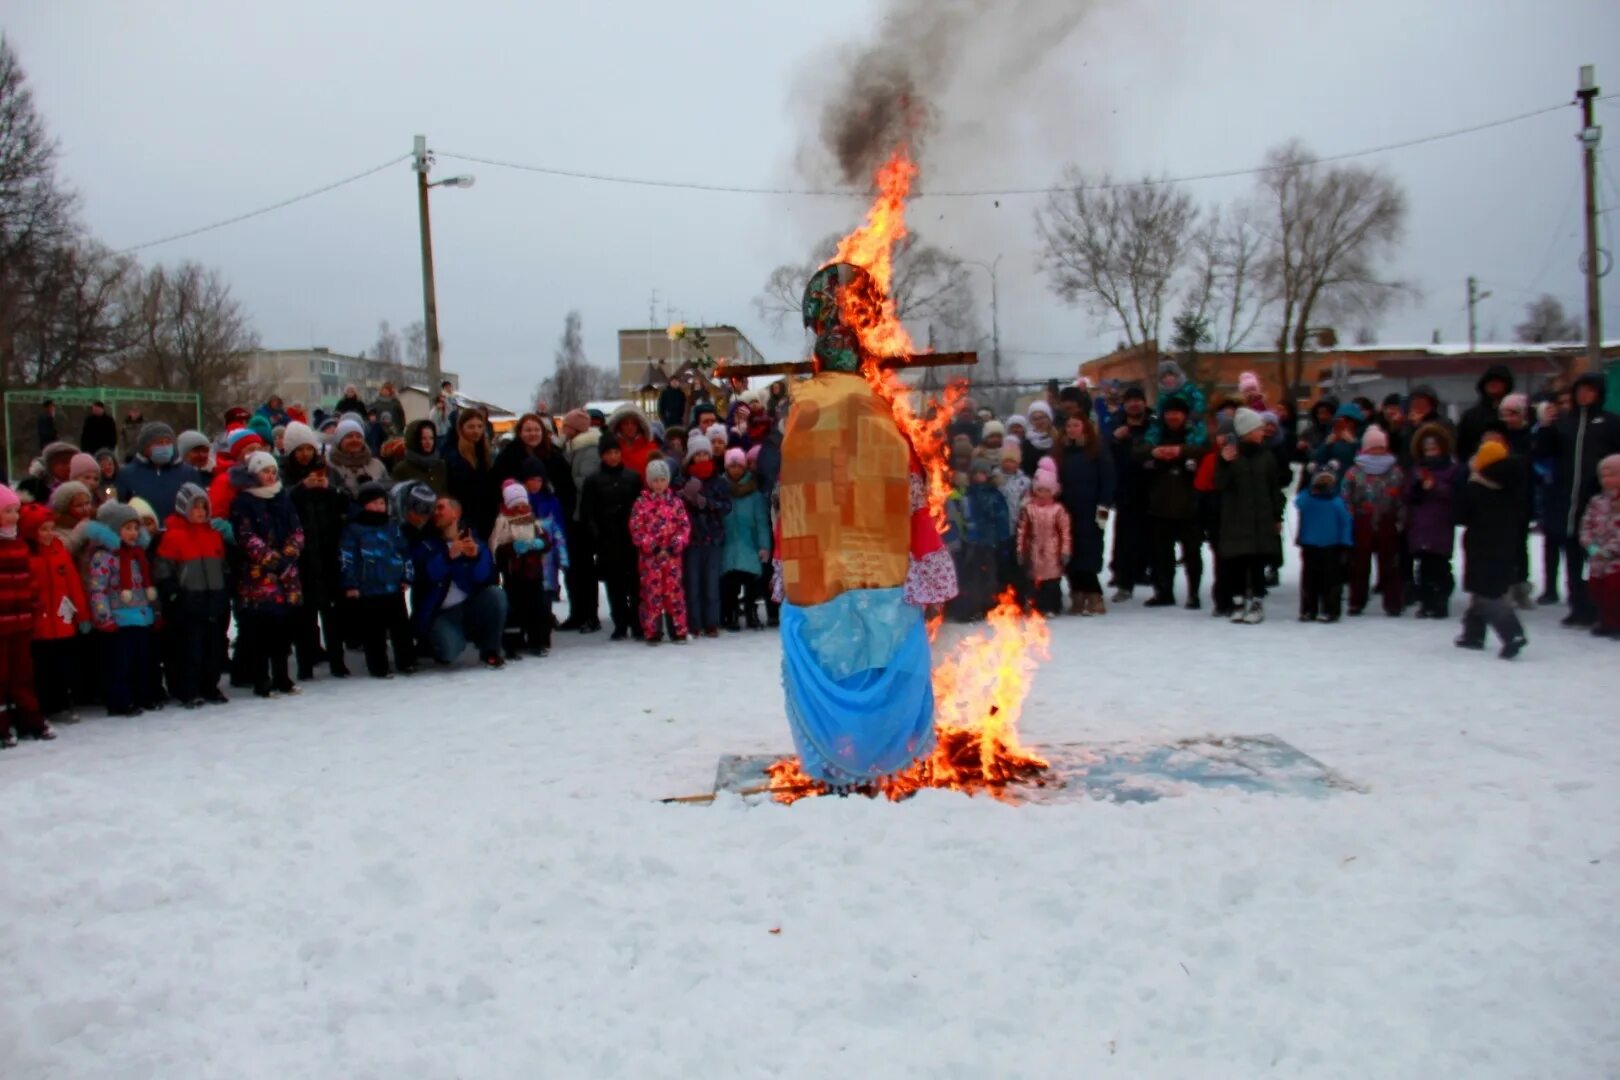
<box><xmin>714</xmin><ymin>351</ymin><xmax>978</xmax><ymax>379</ymax></box>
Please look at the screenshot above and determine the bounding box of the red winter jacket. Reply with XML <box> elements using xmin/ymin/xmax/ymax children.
<box><xmin>0</xmin><ymin>535</ymin><xmax>39</xmax><ymax>639</ymax></box>
<box><xmin>30</xmin><ymin>538</ymin><xmax>89</xmax><ymax>641</ymax></box>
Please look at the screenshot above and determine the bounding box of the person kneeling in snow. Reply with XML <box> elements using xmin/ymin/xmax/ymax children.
<box><xmin>410</xmin><ymin>495</ymin><xmax>509</xmax><ymax>669</ymax></box>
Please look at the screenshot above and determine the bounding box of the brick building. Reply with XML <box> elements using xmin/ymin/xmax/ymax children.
<box><xmin>1080</xmin><ymin>340</ymin><xmax>1617</xmax><ymax>415</ymax></box>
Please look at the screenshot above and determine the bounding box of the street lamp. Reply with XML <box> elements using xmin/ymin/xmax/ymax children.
<box><xmin>412</xmin><ymin>135</ymin><xmax>474</xmax><ymax>393</ymax></box>
<box><xmin>961</xmin><ymin>254</ymin><xmax>1003</xmax><ymax>387</ymax></box>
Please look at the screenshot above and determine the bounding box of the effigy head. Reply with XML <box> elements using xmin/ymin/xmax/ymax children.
<box><xmin>812</xmin><ymin>326</ymin><xmax>862</xmax><ymax>374</ymax></box>
<box><xmin>802</xmin><ymin>262</ymin><xmax>876</xmax><ymax>335</ymax></box>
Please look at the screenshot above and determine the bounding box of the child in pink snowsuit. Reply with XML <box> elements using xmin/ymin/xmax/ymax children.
<box><xmin>629</xmin><ymin>458</ymin><xmax>692</xmax><ymax>644</ymax></box>
<box><xmin>1016</xmin><ymin>460</ymin><xmax>1072</xmax><ymax>616</ymax></box>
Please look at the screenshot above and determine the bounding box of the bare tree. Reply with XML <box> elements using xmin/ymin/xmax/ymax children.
<box><xmin>0</xmin><ymin>38</ymin><xmax>80</xmax><ymax>389</ymax></box>
<box><xmin>1036</xmin><ymin>170</ymin><xmax>1199</xmax><ymax>354</ymax></box>
<box><xmin>754</xmin><ymin>231</ymin><xmax>981</xmax><ymax>350</ymax></box>
<box><xmin>1182</xmin><ymin>205</ymin><xmax>1271</xmax><ymax>352</ymax></box>
<box><xmin>1254</xmin><ymin>140</ymin><xmax>1409</xmax><ymax>396</ymax></box>
<box><xmin>536</xmin><ymin>309</ymin><xmax>618</xmax><ymax>411</ymax></box>
<box><xmin>12</xmin><ymin>240</ymin><xmax>136</xmax><ymax>387</ymax></box>
<box><xmin>402</xmin><ymin>320</ymin><xmax>426</xmax><ymax>368</ymax></box>
<box><xmin>1514</xmin><ymin>294</ymin><xmax>1581</xmax><ymax>344</ymax></box>
<box><xmin>118</xmin><ymin>262</ymin><xmax>261</xmax><ymax>421</ymax></box>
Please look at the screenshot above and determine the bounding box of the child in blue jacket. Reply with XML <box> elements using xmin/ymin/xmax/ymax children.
<box><xmin>1295</xmin><ymin>466</ymin><xmax>1353</xmax><ymax>622</ymax></box>
<box><xmin>340</xmin><ymin>482</ymin><xmax>416</xmax><ymax>678</ymax></box>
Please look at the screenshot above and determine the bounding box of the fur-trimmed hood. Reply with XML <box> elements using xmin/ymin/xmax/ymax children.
<box><xmin>84</xmin><ymin>520</ymin><xmax>125</xmax><ymax>553</ymax></box>
<box><xmin>1412</xmin><ymin>421</ymin><xmax>1454</xmax><ymax>459</ymax></box>
<box><xmin>605</xmin><ymin>404</ymin><xmax>652</xmax><ymax>442</ymax></box>
<box><xmin>568</xmin><ymin>427</ymin><xmax>601</xmax><ymax>454</ymax></box>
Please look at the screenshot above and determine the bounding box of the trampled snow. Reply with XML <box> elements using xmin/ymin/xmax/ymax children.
<box><xmin>2</xmin><ymin>554</ymin><xmax>1617</xmax><ymax>1078</ymax></box>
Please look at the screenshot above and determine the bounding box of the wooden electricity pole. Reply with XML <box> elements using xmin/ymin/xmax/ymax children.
<box><xmin>1576</xmin><ymin>66</ymin><xmax>1604</xmax><ymax>369</ymax></box>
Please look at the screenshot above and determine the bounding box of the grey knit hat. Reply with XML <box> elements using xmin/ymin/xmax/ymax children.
<box><xmin>48</xmin><ymin>480</ymin><xmax>92</xmax><ymax>514</ymax></box>
<box><xmin>137</xmin><ymin>422</ymin><xmax>176</xmax><ymax>457</ymax></box>
<box><xmin>96</xmin><ymin>500</ymin><xmax>140</xmax><ymax>531</ymax></box>
<box><xmin>174</xmin><ymin>483</ymin><xmax>210</xmax><ymax>517</ymax></box>
<box><xmin>176</xmin><ymin>430</ymin><xmax>211</xmax><ymax>457</ymax></box>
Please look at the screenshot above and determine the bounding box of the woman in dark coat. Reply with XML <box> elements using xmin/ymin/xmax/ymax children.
<box><xmin>1215</xmin><ymin>414</ymin><xmax>1285</xmax><ymax>620</ymax></box>
<box><xmin>492</xmin><ymin>413</ymin><xmax>576</xmax><ymax>513</ymax></box>
<box><xmin>391</xmin><ymin>419</ymin><xmax>448</xmax><ymax>494</ymax></box>
<box><xmin>443</xmin><ymin>408</ymin><xmax>500</xmax><ymax>542</ymax></box>
<box><xmin>1054</xmin><ymin>413</ymin><xmax>1116</xmax><ymax>615</ymax></box>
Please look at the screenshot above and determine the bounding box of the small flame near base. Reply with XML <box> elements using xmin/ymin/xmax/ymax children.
<box><xmin>768</xmin><ymin>590</ymin><xmax>1053</xmax><ymax>805</ymax></box>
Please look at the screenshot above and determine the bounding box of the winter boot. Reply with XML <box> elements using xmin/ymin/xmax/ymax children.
<box><xmin>721</xmin><ymin>612</ymin><xmax>740</xmax><ymax>633</ymax></box>
<box><xmin>1087</xmin><ymin>592</ymin><xmax>1108</xmax><ymax>616</ymax></box>
<box><xmin>1241</xmin><ymin>598</ymin><xmax>1266</xmax><ymax>624</ymax></box>
<box><xmin>1499</xmin><ymin>635</ymin><xmax>1527</xmax><ymax>660</ymax></box>
<box><xmin>1069</xmin><ymin>593</ymin><xmax>1086</xmax><ymax>616</ymax></box>
<box><xmin>1143</xmin><ymin>593</ymin><xmax>1176</xmax><ymax>608</ymax></box>
<box><xmin>1229</xmin><ymin>598</ymin><xmax>1250</xmax><ymax>624</ymax></box>
<box><xmin>1110</xmin><ymin>587</ymin><xmax>1133</xmax><ymax>603</ymax></box>
<box><xmin>744</xmin><ymin>604</ymin><xmax>765</xmax><ymax>630</ymax></box>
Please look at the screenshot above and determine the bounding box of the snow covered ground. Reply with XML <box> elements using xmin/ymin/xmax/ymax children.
<box><xmin>3</xmin><ymin>553</ymin><xmax>1617</xmax><ymax>1078</ymax></box>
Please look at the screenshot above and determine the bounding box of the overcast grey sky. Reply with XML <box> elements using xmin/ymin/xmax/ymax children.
<box><xmin>6</xmin><ymin>0</ymin><xmax>1619</xmax><ymax>410</ymax></box>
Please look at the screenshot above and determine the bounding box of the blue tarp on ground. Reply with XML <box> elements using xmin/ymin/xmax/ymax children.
<box><xmin>709</xmin><ymin>735</ymin><xmax>1362</xmax><ymax>805</ymax></box>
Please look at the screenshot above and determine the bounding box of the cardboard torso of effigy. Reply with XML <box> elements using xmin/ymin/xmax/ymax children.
<box><xmin>778</xmin><ymin>372</ymin><xmax>912</xmax><ymax>607</ymax></box>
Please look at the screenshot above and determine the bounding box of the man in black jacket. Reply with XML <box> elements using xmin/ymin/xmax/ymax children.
<box><xmin>79</xmin><ymin>401</ymin><xmax>118</xmax><ymax>455</ymax></box>
<box><xmin>1108</xmin><ymin>387</ymin><xmax>1154</xmax><ymax>601</ymax></box>
<box><xmin>1137</xmin><ymin>396</ymin><xmax>1205</xmax><ymax>608</ymax></box>
<box><xmin>36</xmin><ymin>400</ymin><xmax>58</xmax><ymax>452</ymax></box>
<box><xmin>577</xmin><ymin>433</ymin><xmax>643</xmax><ymax>640</ymax></box>
<box><xmin>1536</xmin><ymin>373</ymin><xmax>1620</xmax><ymax>627</ymax></box>
<box><xmin>1456</xmin><ymin>365</ymin><xmax>1514</xmax><ymax>463</ymax></box>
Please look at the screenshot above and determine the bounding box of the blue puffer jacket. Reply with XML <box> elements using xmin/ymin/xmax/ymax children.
<box><xmin>116</xmin><ymin>456</ymin><xmax>203</xmax><ymax>522</ymax></box>
<box><xmin>961</xmin><ymin>479</ymin><xmax>1012</xmax><ymax>546</ymax></box>
<box><xmin>410</xmin><ymin>532</ymin><xmax>498</xmax><ymax>632</ymax></box>
<box><xmin>340</xmin><ymin>511</ymin><xmax>414</xmax><ymax>596</ymax></box>
<box><xmin>1294</xmin><ymin>488</ymin><xmax>1353</xmax><ymax>548</ymax></box>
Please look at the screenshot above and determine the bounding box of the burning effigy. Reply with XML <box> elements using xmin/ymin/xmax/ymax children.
<box><xmin>755</xmin><ymin>150</ymin><xmax>1053</xmax><ymax>804</ymax></box>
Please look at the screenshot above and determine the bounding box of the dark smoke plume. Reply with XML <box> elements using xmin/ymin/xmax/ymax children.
<box><xmin>806</xmin><ymin>0</ymin><xmax>1094</xmax><ymax>188</ymax></box>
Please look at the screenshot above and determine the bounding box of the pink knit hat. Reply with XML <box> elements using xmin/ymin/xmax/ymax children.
<box><xmin>1361</xmin><ymin>426</ymin><xmax>1388</xmax><ymax>452</ymax></box>
<box><xmin>0</xmin><ymin>484</ymin><xmax>19</xmax><ymax>512</ymax></box>
<box><xmin>69</xmin><ymin>452</ymin><xmax>99</xmax><ymax>478</ymax></box>
<box><xmin>502</xmin><ymin>480</ymin><xmax>528</xmax><ymax>509</ymax></box>
<box><xmin>724</xmin><ymin>447</ymin><xmax>747</xmax><ymax>469</ymax></box>
<box><xmin>1239</xmin><ymin>371</ymin><xmax>1262</xmax><ymax>396</ymax></box>
<box><xmin>1033</xmin><ymin>457</ymin><xmax>1060</xmax><ymax>495</ymax></box>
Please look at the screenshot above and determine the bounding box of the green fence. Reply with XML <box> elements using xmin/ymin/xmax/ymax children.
<box><xmin>4</xmin><ymin>387</ymin><xmax>202</xmax><ymax>480</ymax></box>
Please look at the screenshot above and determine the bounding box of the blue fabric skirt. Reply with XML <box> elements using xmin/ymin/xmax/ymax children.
<box><xmin>780</xmin><ymin>588</ymin><xmax>935</xmax><ymax>785</ymax></box>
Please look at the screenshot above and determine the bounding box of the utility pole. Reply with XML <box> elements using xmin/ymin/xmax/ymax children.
<box><xmin>1467</xmin><ymin>276</ymin><xmax>1491</xmax><ymax>352</ymax></box>
<box><xmin>1577</xmin><ymin>65</ymin><xmax>1604</xmax><ymax>369</ymax></box>
<box><xmin>413</xmin><ymin>135</ymin><xmax>443</xmax><ymax>393</ymax></box>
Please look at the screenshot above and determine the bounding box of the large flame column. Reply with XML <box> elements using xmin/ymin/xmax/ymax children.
<box><xmin>775</xmin><ymin>265</ymin><xmax>957</xmax><ymax>786</ymax></box>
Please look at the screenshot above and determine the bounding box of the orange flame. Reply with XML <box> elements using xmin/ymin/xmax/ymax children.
<box><xmin>821</xmin><ymin>148</ymin><xmax>962</xmax><ymax>531</ymax></box>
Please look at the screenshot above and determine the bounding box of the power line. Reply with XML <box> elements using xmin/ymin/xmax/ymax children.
<box><xmin>439</xmin><ymin>98</ymin><xmax>1587</xmax><ymax>200</ymax></box>
<box><xmin>107</xmin><ymin>92</ymin><xmax>1620</xmax><ymax>253</ymax></box>
<box><xmin>114</xmin><ymin>153</ymin><xmax>413</xmax><ymax>254</ymax></box>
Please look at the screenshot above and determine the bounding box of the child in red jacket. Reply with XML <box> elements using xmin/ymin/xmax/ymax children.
<box><xmin>22</xmin><ymin>501</ymin><xmax>87</xmax><ymax>725</ymax></box>
<box><xmin>154</xmin><ymin>484</ymin><xmax>231</xmax><ymax>707</ymax></box>
<box><xmin>0</xmin><ymin>485</ymin><xmax>52</xmax><ymax>747</ymax></box>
